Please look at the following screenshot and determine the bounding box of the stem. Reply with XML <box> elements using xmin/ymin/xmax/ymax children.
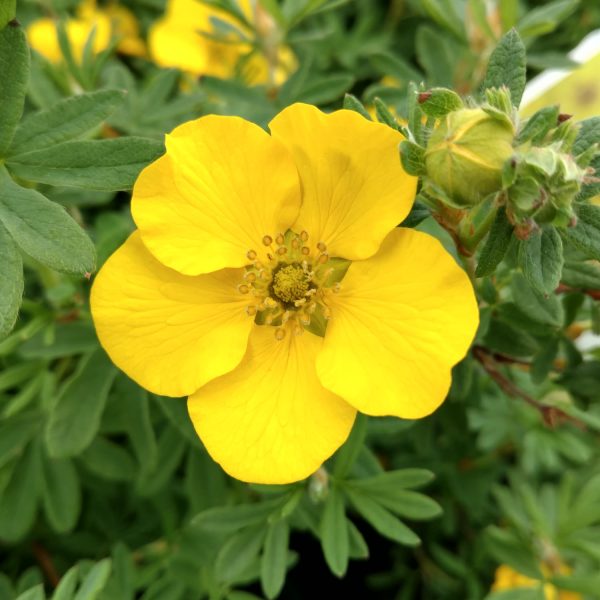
<box><xmin>472</xmin><ymin>346</ymin><xmax>585</xmax><ymax>429</ymax></box>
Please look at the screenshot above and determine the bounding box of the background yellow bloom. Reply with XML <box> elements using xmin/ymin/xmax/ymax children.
<box><xmin>492</xmin><ymin>564</ymin><xmax>582</xmax><ymax>600</ymax></box>
<box><xmin>149</xmin><ymin>0</ymin><xmax>295</xmax><ymax>84</ymax></box>
<box><xmin>27</xmin><ymin>0</ymin><xmax>145</xmax><ymax>63</ymax></box>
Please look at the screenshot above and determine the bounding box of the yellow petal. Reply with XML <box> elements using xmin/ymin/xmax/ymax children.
<box><xmin>91</xmin><ymin>232</ymin><xmax>253</xmax><ymax>397</ymax></box>
<box><xmin>269</xmin><ymin>103</ymin><xmax>417</xmax><ymax>260</ymax></box>
<box><xmin>132</xmin><ymin>115</ymin><xmax>301</xmax><ymax>275</ymax></box>
<box><xmin>316</xmin><ymin>228</ymin><xmax>479</xmax><ymax>418</ymax></box>
<box><xmin>188</xmin><ymin>325</ymin><xmax>356</xmax><ymax>484</ymax></box>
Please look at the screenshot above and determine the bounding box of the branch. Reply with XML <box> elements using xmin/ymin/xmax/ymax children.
<box><xmin>472</xmin><ymin>346</ymin><xmax>584</xmax><ymax>429</ymax></box>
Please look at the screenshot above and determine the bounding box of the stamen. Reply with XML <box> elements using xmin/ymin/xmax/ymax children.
<box><xmin>301</xmin><ymin>247</ymin><xmax>310</xmax><ymax>255</ymax></box>
<box><xmin>277</xmin><ymin>247</ymin><xmax>287</xmax><ymax>255</ymax></box>
<box><xmin>246</xmin><ymin>249</ymin><xmax>257</xmax><ymax>260</ymax></box>
<box><xmin>276</xmin><ymin>233</ymin><xmax>285</xmax><ymax>246</ymax></box>
<box><xmin>300</xmin><ymin>231</ymin><xmax>309</xmax><ymax>242</ymax></box>
<box><xmin>317</xmin><ymin>241</ymin><xmax>327</xmax><ymax>252</ymax></box>
<box><xmin>318</xmin><ymin>253</ymin><xmax>329</xmax><ymax>264</ymax></box>
<box><xmin>245</xmin><ymin>272</ymin><xmax>257</xmax><ymax>282</ymax></box>
<box><xmin>262</xmin><ymin>235</ymin><xmax>273</xmax><ymax>246</ymax></box>
<box><xmin>238</xmin><ymin>284</ymin><xmax>249</xmax><ymax>294</ymax></box>
<box><xmin>275</xmin><ymin>328</ymin><xmax>286</xmax><ymax>341</ymax></box>
<box><xmin>246</xmin><ymin>305</ymin><xmax>257</xmax><ymax>316</ymax></box>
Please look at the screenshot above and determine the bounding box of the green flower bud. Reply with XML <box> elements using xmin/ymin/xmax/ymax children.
<box><xmin>425</xmin><ymin>108</ymin><xmax>515</xmax><ymax>206</ymax></box>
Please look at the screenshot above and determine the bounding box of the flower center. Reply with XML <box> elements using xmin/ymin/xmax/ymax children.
<box><xmin>271</xmin><ymin>263</ymin><xmax>312</xmax><ymax>305</ymax></box>
<box><xmin>239</xmin><ymin>230</ymin><xmax>348</xmax><ymax>340</ymax></box>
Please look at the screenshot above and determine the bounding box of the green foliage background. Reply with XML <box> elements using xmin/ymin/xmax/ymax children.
<box><xmin>2</xmin><ymin>1</ymin><xmax>600</xmax><ymax>599</ymax></box>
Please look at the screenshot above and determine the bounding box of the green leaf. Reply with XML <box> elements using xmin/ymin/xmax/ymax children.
<box><xmin>561</xmin><ymin>204</ymin><xmax>600</xmax><ymax>260</ymax></box>
<box><xmin>374</xmin><ymin>98</ymin><xmax>399</xmax><ymax>130</ymax></box>
<box><xmin>14</xmin><ymin>586</ymin><xmax>45</xmax><ymax>600</ymax></box>
<box><xmin>0</xmin><ymin>167</ymin><xmax>96</xmax><ymax>275</ymax></box>
<box><xmin>333</xmin><ymin>413</ymin><xmax>367</xmax><ymax>478</ymax></box>
<box><xmin>400</xmin><ymin>141</ymin><xmax>426</xmax><ymax>176</ymax></box>
<box><xmin>511</xmin><ymin>273</ymin><xmax>564</xmax><ymax>327</ymax></box>
<box><xmin>518</xmin><ymin>227</ymin><xmax>564</xmax><ymax>294</ymax></box>
<box><xmin>73</xmin><ymin>559</ymin><xmax>111</xmax><ymax>600</ymax></box>
<box><xmin>342</xmin><ymin>94</ymin><xmax>371</xmax><ymax>120</ymax></box>
<box><xmin>348</xmin><ymin>469</ymin><xmax>435</xmax><ymax>492</ymax></box>
<box><xmin>345</xmin><ymin>489</ymin><xmax>420</xmax><ymax>546</ymax></box>
<box><xmin>41</xmin><ymin>455</ymin><xmax>81</xmax><ymax>533</ymax></box>
<box><xmin>347</xmin><ymin>520</ymin><xmax>369</xmax><ymax>559</ymax></box>
<box><xmin>0</xmin><ymin>1</ymin><xmax>15</xmax><ymax>29</ymax></box>
<box><xmin>215</xmin><ymin>525</ymin><xmax>265</xmax><ymax>584</ymax></box>
<box><xmin>420</xmin><ymin>0</ymin><xmax>464</xmax><ymax>39</ymax></box>
<box><xmin>348</xmin><ymin>480</ymin><xmax>441</xmax><ymax>521</ymax></box>
<box><xmin>482</xmin><ymin>29</ymin><xmax>526</xmax><ymax>107</ymax></box>
<box><xmin>572</xmin><ymin>116</ymin><xmax>600</xmax><ymax>155</ymax></box>
<box><xmin>475</xmin><ymin>207</ymin><xmax>514</xmax><ymax>277</ymax></box>
<box><xmin>260</xmin><ymin>519</ymin><xmax>289</xmax><ymax>599</ymax></box>
<box><xmin>517</xmin><ymin>0</ymin><xmax>579</xmax><ymax>38</ymax></box>
<box><xmin>0</xmin><ymin>411</ymin><xmax>42</xmax><ymax>469</ymax></box>
<box><xmin>0</xmin><ymin>441</ymin><xmax>41</xmax><ymax>542</ymax></box>
<box><xmin>0</xmin><ymin>222</ymin><xmax>23</xmax><ymax>338</ymax></box>
<box><xmin>45</xmin><ymin>348</ymin><xmax>117</xmax><ymax>458</ymax></box>
<box><xmin>6</xmin><ymin>138</ymin><xmax>165</xmax><ymax>191</ymax></box>
<box><xmin>8</xmin><ymin>90</ymin><xmax>126</xmax><ymax>157</ymax></box>
<box><xmin>320</xmin><ymin>486</ymin><xmax>349</xmax><ymax>577</ymax></box>
<box><xmin>53</xmin><ymin>566</ymin><xmax>79</xmax><ymax>600</ymax></box>
<box><xmin>116</xmin><ymin>377</ymin><xmax>157</xmax><ymax>472</ymax></box>
<box><xmin>19</xmin><ymin>322</ymin><xmax>97</xmax><ymax>359</ymax></box>
<box><xmin>295</xmin><ymin>74</ymin><xmax>354</xmax><ymax>105</ymax></box>
<box><xmin>561</xmin><ymin>261</ymin><xmax>600</xmax><ymax>289</ymax></box>
<box><xmin>415</xmin><ymin>26</ymin><xmax>454</xmax><ymax>88</ymax></box>
<box><xmin>79</xmin><ymin>437</ymin><xmax>136</xmax><ymax>482</ymax></box>
<box><xmin>0</xmin><ymin>22</ymin><xmax>29</xmax><ymax>156</ymax></box>
<box><xmin>418</xmin><ymin>88</ymin><xmax>463</xmax><ymax>118</ymax></box>
<box><xmin>192</xmin><ymin>498</ymin><xmax>284</xmax><ymax>532</ymax></box>
<box><xmin>516</xmin><ymin>106</ymin><xmax>560</xmax><ymax>144</ymax></box>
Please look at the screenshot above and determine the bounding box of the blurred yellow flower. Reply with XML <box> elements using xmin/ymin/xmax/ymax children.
<box><xmin>149</xmin><ymin>0</ymin><xmax>295</xmax><ymax>85</ymax></box>
<box><xmin>27</xmin><ymin>0</ymin><xmax>145</xmax><ymax>64</ymax></box>
<box><xmin>521</xmin><ymin>30</ymin><xmax>600</xmax><ymax>119</ymax></box>
<box><xmin>492</xmin><ymin>564</ymin><xmax>581</xmax><ymax>600</ymax></box>
<box><xmin>91</xmin><ymin>103</ymin><xmax>478</xmax><ymax>484</ymax></box>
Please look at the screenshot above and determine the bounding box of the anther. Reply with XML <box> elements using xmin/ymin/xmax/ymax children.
<box><xmin>262</xmin><ymin>235</ymin><xmax>273</xmax><ymax>246</ymax></box>
<box><xmin>323</xmin><ymin>306</ymin><xmax>332</xmax><ymax>320</ymax></box>
<box><xmin>281</xmin><ymin>310</ymin><xmax>291</xmax><ymax>324</ymax></box>
<box><xmin>318</xmin><ymin>253</ymin><xmax>329</xmax><ymax>264</ymax></box>
<box><xmin>317</xmin><ymin>241</ymin><xmax>327</xmax><ymax>252</ymax></box>
<box><xmin>291</xmin><ymin>238</ymin><xmax>300</xmax><ymax>249</ymax></box>
<box><xmin>300</xmin><ymin>231</ymin><xmax>309</xmax><ymax>242</ymax></box>
<box><xmin>238</xmin><ymin>284</ymin><xmax>249</xmax><ymax>294</ymax></box>
<box><xmin>277</xmin><ymin>246</ymin><xmax>287</xmax><ymax>255</ymax></box>
<box><xmin>246</xmin><ymin>249</ymin><xmax>257</xmax><ymax>260</ymax></box>
<box><xmin>276</xmin><ymin>233</ymin><xmax>285</xmax><ymax>246</ymax></box>
<box><xmin>275</xmin><ymin>328</ymin><xmax>286</xmax><ymax>341</ymax></box>
<box><xmin>246</xmin><ymin>305</ymin><xmax>257</xmax><ymax>316</ymax></box>
<box><xmin>293</xmin><ymin>325</ymin><xmax>304</xmax><ymax>336</ymax></box>
<box><xmin>300</xmin><ymin>315</ymin><xmax>311</xmax><ymax>326</ymax></box>
<box><xmin>244</xmin><ymin>272</ymin><xmax>257</xmax><ymax>282</ymax></box>
<box><xmin>301</xmin><ymin>246</ymin><xmax>310</xmax><ymax>255</ymax></box>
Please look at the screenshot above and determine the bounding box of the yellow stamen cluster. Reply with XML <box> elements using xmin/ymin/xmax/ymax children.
<box><xmin>240</xmin><ymin>230</ymin><xmax>337</xmax><ymax>340</ymax></box>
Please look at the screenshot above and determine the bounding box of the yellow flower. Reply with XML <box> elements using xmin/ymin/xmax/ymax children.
<box><xmin>149</xmin><ymin>0</ymin><xmax>296</xmax><ymax>85</ymax></box>
<box><xmin>90</xmin><ymin>103</ymin><xmax>479</xmax><ymax>484</ymax></box>
<box><xmin>521</xmin><ymin>30</ymin><xmax>600</xmax><ymax>119</ymax></box>
<box><xmin>492</xmin><ymin>564</ymin><xmax>582</xmax><ymax>600</ymax></box>
<box><xmin>27</xmin><ymin>0</ymin><xmax>145</xmax><ymax>64</ymax></box>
